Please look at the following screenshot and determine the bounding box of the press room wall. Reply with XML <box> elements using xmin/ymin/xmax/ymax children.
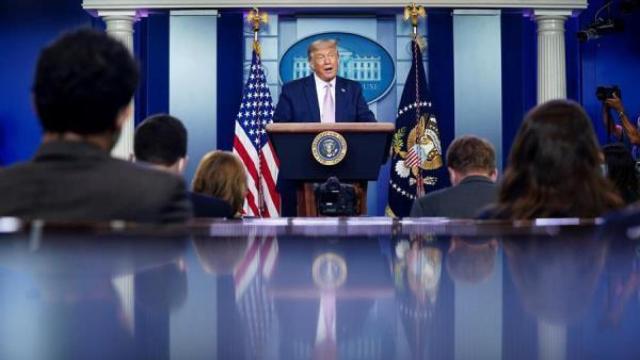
<box><xmin>453</xmin><ymin>10</ymin><xmax>503</xmax><ymax>171</ymax></box>
<box><xmin>2</xmin><ymin>2</ymin><xmax>640</xmax><ymax>209</ymax></box>
<box><xmin>452</xmin><ymin>11</ymin><xmax>504</xmax><ymax>359</ymax></box>
<box><xmin>169</xmin><ymin>11</ymin><xmax>219</xmax><ymax>184</ymax></box>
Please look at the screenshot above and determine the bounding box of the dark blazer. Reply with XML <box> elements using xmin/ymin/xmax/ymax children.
<box><xmin>188</xmin><ymin>192</ymin><xmax>234</xmax><ymax>219</ymax></box>
<box><xmin>410</xmin><ymin>175</ymin><xmax>497</xmax><ymax>218</ymax></box>
<box><xmin>273</xmin><ymin>75</ymin><xmax>375</xmax><ymax>123</ymax></box>
<box><xmin>0</xmin><ymin>141</ymin><xmax>192</xmax><ymax>223</ymax></box>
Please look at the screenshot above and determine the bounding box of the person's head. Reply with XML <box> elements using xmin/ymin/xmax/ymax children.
<box><xmin>504</xmin><ymin>234</ymin><xmax>607</xmax><ymax>325</ymax></box>
<box><xmin>193</xmin><ymin>236</ymin><xmax>247</xmax><ymax>275</ymax></box>
<box><xmin>192</xmin><ymin>151</ymin><xmax>247</xmax><ymax>216</ymax></box>
<box><xmin>307</xmin><ymin>39</ymin><xmax>339</xmax><ymax>82</ymax></box>
<box><xmin>446</xmin><ymin>135</ymin><xmax>497</xmax><ymax>185</ymax></box>
<box><xmin>134</xmin><ymin>114</ymin><xmax>188</xmax><ymax>174</ymax></box>
<box><xmin>446</xmin><ymin>236</ymin><xmax>498</xmax><ymax>284</ymax></box>
<box><xmin>33</xmin><ymin>28</ymin><xmax>139</xmax><ymax>147</ymax></box>
<box><xmin>497</xmin><ymin>99</ymin><xmax>622</xmax><ymax>219</ymax></box>
<box><xmin>603</xmin><ymin>143</ymin><xmax>640</xmax><ymax>205</ymax></box>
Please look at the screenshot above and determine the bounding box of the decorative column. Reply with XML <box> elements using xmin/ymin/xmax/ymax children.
<box><xmin>534</xmin><ymin>10</ymin><xmax>571</xmax><ymax>104</ymax></box>
<box><xmin>98</xmin><ymin>10</ymin><xmax>139</xmax><ymax>159</ymax></box>
<box><xmin>97</xmin><ymin>12</ymin><xmax>139</xmax><ymax>331</ymax></box>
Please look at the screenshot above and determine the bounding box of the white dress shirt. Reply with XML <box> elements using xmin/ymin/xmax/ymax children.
<box><xmin>314</xmin><ymin>74</ymin><xmax>336</xmax><ymax>122</ymax></box>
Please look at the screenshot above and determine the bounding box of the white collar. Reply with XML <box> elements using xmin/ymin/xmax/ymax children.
<box><xmin>313</xmin><ymin>73</ymin><xmax>336</xmax><ymax>89</ymax></box>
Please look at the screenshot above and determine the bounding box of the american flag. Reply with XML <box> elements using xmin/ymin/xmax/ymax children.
<box><xmin>405</xmin><ymin>145</ymin><xmax>421</xmax><ymax>168</ymax></box>
<box><xmin>233</xmin><ymin>234</ymin><xmax>279</xmax><ymax>358</ymax></box>
<box><xmin>233</xmin><ymin>48</ymin><xmax>281</xmax><ymax>217</ymax></box>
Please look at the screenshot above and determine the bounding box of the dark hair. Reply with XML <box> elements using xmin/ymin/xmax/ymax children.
<box><xmin>494</xmin><ymin>99</ymin><xmax>622</xmax><ymax>219</ymax></box>
<box><xmin>603</xmin><ymin>143</ymin><xmax>640</xmax><ymax>205</ymax></box>
<box><xmin>504</xmin><ymin>234</ymin><xmax>606</xmax><ymax>325</ymax></box>
<box><xmin>446</xmin><ymin>236</ymin><xmax>498</xmax><ymax>284</ymax></box>
<box><xmin>32</xmin><ymin>28</ymin><xmax>139</xmax><ymax>134</ymax></box>
<box><xmin>446</xmin><ymin>135</ymin><xmax>496</xmax><ymax>175</ymax></box>
<box><xmin>134</xmin><ymin>114</ymin><xmax>187</xmax><ymax>166</ymax></box>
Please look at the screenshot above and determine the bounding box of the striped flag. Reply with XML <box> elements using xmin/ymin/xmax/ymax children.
<box><xmin>405</xmin><ymin>145</ymin><xmax>421</xmax><ymax>168</ymax></box>
<box><xmin>233</xmin><ymin>235</ymin><xmax>278</xmax><ymax>300</ymax></box>
<box><xmin>233</xmin><ymin>234</ymin><xmax>279</xmax><ymax>358</ymax></box>
<box><xmin>233</xmin><ymin>47</ymin><xmax>281</xmax><ymax>217</ymax></box>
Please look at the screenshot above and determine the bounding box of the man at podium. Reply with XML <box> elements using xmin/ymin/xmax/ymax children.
<box><xmin>273</xmin><ymin>38</ymin><xmax>376</xmax><ymax>216</ymax></box>
<box><xmin>273</xmin><ymin>39</ymin><xmax>375</xmax><ymax>123</ymax></box>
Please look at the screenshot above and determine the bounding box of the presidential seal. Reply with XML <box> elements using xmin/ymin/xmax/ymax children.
<box><xmin>312</xmin><ymin>252</ymin><xmax>348</xmax><ymax>290</ymax></box>
<box><xmin>312</xmin><ymin>131</ymin><xmax>347</xmax><ymax>166</ymax></box>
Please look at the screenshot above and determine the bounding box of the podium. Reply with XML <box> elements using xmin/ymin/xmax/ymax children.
<box><xmin>266</xmin><ymin>122</ymin><xmax>394</xmax><ymax>216</ymax></box>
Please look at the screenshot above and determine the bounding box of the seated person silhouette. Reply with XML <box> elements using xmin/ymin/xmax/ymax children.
<box><xmin>485</xmin><ymin>99</ymin><xmax>623</xmax><ymax>219</ymax></box>
<box><xmin>0</xmin><ymin>29</ymin><xmax>190</xmax><ymax>223</ymax></box>
<box><xmin>411</xmin><ymin>135</ymin><xmax>497</xmax><ymax>218</ymax></box>
<box><xmin>134</xmin><ymin>114</ymin><xmax>233</xmax><ymax>218</ymax></box>
<box><xmin>192</xmin><ymin>151</ymin><xmax>248</xmax><ymax>218</ymax></box>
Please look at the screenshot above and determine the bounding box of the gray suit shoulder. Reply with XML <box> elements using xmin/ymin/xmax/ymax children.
<box><xmin>100</xmin><ymin>159</ymin><xmax>193</xmax><ymax>223</ymax></box>
<box><xmin>410</xmin><ymin>178</ymin><xmax>497</xmax><ymax>218</ymax></box>
<box><xmin>0</xmin><ymin>157</ymin><xmax>191</xmax><ymax>223</ymax></box>
<box><xmin>410</xmin><ymin>187</ymin><xmax>449</xmax><ymax>217</ymax></box>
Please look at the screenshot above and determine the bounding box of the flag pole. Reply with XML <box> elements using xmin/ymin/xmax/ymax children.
<box><xmin>403</xmin><ymin>3</ymin><xmax>427</xmax><ymax>198</ymax></box>
<box><xmin>247</xmin><ymin>8</ymin><xmax>269</xmax><ymax>216</ymax></box>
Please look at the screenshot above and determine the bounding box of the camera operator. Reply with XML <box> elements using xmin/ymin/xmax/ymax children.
<box><xmin>602</xmin><ymin>92</ymin><xmax>640</xmax><ymax>159</ymax></box>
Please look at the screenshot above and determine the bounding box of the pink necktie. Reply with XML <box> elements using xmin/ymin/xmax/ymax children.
<box><xmin>322</xmin><ymin>83</ymin><xmax>335</xmax><ymax>123</ymax></box>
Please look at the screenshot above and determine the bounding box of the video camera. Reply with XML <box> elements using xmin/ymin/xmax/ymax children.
<box><xmin>596</xmin><ymin>85</ymin><xmax>621</xmax><ymax>101</ymax></box>
<box><xmin>315</xmin><ymin>176</ymin><xmax>357</xmax><ymax>216</ymax></box>
<box><xmin>577</xmin><ymin>18</ymin><xmax>624</xmax><ymax>42</ymax></box>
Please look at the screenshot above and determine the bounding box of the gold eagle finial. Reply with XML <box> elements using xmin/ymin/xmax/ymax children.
<box><xmin>247</xmin><ymin>8</ymin><xmax>268</xmax><ymax>54</ymax></box>
<box><xmin>403</xmin><ymin>3</ymin><xmax>426</xmax><ymax>38</ymax></box>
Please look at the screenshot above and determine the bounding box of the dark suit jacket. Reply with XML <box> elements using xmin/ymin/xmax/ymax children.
<box><xmin>410</xmin><ymin>175</ymin><xmax>497</xmax><ymax>218</ymax></box>
<box><xmin>0</xmin><ymin>141</ymin><xmax>191</xmax><ymax>223</ymax></box>
<box><xmin>273</xmin><ymin>75</ymin><xmax>375</xmax><ymax>122</ymax></box>
<box><xmin>188</xmin><ymin>192</ymin><xmax>234</xmax><ymax>219</ymax></box>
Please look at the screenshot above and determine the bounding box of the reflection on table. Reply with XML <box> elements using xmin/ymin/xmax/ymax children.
<box><xmin>0</xmin><ymin>219</ymin><xmax>638</xmax><ymax>359</ymax></box>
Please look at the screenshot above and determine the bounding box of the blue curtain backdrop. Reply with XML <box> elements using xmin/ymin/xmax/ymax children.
<box><xmin>0</xmin><ymin>0</ymin><xmax>93</xmax><ymax>165</ymax></box>
<box><xmin>428</xmin><ymin>10</ymin><xmax>454</xmax><ymax>186</ymax></box>
<box><xmin>134</xmin><ymin>13</ymin><xmax>170</xmax><ymax>125</ymax></box>
<box><xmin>500</xmin><ymin>11</ymin><xmax>537</xmax><ymax>168</ymax></box>
<box><xmin>216</xmin><ymin>11</ymin><xmax>244</xmax><ymax>151</ymax></box>
<box><xmin>580</xmin><ymin>0</ymin><xmax>640</xmax><ymax>145</ymax></box>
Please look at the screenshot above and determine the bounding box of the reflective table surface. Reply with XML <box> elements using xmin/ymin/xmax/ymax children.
<box><xmin>0</xmin><ymin>217</ymin><xmax>639</xmax><ymax>359</ymax></box>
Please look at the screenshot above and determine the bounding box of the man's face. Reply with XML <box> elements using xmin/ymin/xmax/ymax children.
<box><xmin>310</xmin><ymin>44</ymin><xmax>339</xmax><ymax>82</ymax></box>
